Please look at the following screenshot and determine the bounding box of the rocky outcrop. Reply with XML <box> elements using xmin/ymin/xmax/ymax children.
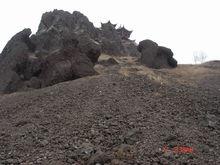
<box><xmin>0</xmin><ymin>29</ymin><xmax>34</xmax><ymax>93</ymax></box>
<box><xmin>39</xmin><ymin>45</ymin><xmax>96</xmax><ymax>87</ymax></box>
<box><xmin>138</xmin><ymin>39</ymin><xmax>177</xmax><ymax>68</ymax></box>
<box><xmin>77</xmin><ymin>35</ymin><xmax>101</xmax><ymax>64</ymax></box>
<box><xmin>116</xmin><ymin>26</ymin><xmax>132</xmax><ymax>40</ymax></box>
<box><xmin>0</xmin><ymin>28</ymin><xmax>35</xmax><ymax>59</ymax></box>
<box><xmin>122</xmin><ymin>40</ymin><xmax>141</xmax><ymax>57</ymax></box>
<box><xmin>0</xmin><ymin>10</ymin><xmax>177</xmax><ymax>93</ymax></box>
<box><xmin>100</xmin><ymin>21</ymin><xmax>124</xmax><ymax>55</ymax></box>
<box><xmin>0</xmin><ymin>10</ymin><xmax>101</xmax><ymax>93</ymax></box>
<box><xmin>37</xmin><ymin>10</ymin><xmax>99</xmax><ymax>40</ymax></box>
<box><xmin>100</xmin><ymin>21</ymin><xmax>140</xmax><ymax>57</ymax></box>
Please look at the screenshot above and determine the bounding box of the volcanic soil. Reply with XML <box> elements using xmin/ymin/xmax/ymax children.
<box><xmin>0</xmin><ymin>57</ymin><xmax>219</xmax><ymax>165</ymax></box>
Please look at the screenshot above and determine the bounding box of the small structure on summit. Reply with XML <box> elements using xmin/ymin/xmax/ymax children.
<box><xmin>116</xmin><ymin>26</ymin><xmax>132</xmax><ymax>40</ymax></box>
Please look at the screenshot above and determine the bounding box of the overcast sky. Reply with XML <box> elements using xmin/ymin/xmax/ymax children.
<box><xmin>0</xmin><ymin>0</ymin><xmax>219</xmax><ymax>63</ymax></box>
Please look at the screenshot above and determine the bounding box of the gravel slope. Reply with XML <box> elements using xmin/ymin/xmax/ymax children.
<box><xmin>0</xmin><ymin>62</ymin><xmax>220</xmax><ymax>165</ymax></box>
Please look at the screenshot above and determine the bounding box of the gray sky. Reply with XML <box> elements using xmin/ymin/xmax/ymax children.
<box><xmin>0</xmin><ymin>0</ymin><xmax>219</xmax><ymax>63</ymax></box>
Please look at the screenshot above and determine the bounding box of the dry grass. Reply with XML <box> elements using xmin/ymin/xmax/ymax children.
<box><xmin>116</xmin><ymin>56</ymin><xmax>138</xmax><ymax>65</ymax></box>
<box><xmin>97</xmin><ymin>54</ymin><xmax>112</xmax><ymax>61</ymax></box>
<box><xmin>97</xmin><ymin>54</ymin><xmax>167</xmax><ymax>84</ymax></box>
<box><xmin>96</xmin><ymin>54</ymin><xmax>220</xmax><ymax>87</ymax></box>
<box><xmin>163</xmin><ymin>64</ymin><xmax>220</xmax><ymax>86</ymax></box>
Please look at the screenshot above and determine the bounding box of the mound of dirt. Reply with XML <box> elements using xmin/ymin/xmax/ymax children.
<box><xmin>201</xmin><ymin>60</ymin><xmax>220</xmax><ymax>69</ymax></box>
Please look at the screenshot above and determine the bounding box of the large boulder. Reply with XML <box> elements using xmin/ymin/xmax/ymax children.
<box><xmin>32</xmin><ymin>9</ymin><xmax>101</xmax><ymax>60</ymax></box>
<box><xmin>37</xmin><ymin>10</ymin><xmax>99</xmax><ymax>40</ymax></box>
<box><xmin>77</xmin><ymin>35</ymin><xmax>101</xmax><ymax>64</ymax></box>
<box><xmin>0</xmin><ymin>29</ymin><xmax>34</xmax><ymax>93</ymax></box>
<box><xmin>157</xmin><ymin>46</ymin><xmax>177</xmax><ymax>68</ymax></box>
<box><xmin>39</xmin><ymin>46</ymin><xmax>96</xmax><ymax>87</ymax></box>
<box><xmin>0</xmin><ymin>28</ymin><xmax>35</xmax><ymax>59</ymax></box>
<box><xmin>138</xmin><ymin>39</ymin><xmax>177</xmax><ymax>68</ymax></box>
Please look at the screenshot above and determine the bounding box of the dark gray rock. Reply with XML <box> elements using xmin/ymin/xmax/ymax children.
<box><xmin>0</xmin><ymin>10</ymin><xmax>101</xmax><ymax>93</ymax></box>
<box><xmin>0</xmin><ymin>29</ymin><xmax>33</xmax><ymax>93</ymax></box>
<box><xmin>100</xmin><ymin>21</ymin><xmax>124</xmax><ymax>55</ymax></box>
<box><xmin>138</xmin><ymin>40</ymin><xmax>158</xmax><ymax>68</ymax></box>
<box><xmin>37</xmin><ymin>10</ymin><xmax>99</xmax><ymax>40</ymax></box>
<box><xmin>100</xmin><ymin>21</ymin><xmax>140</xmax><ymax>57</ymax></box>
<box><xmin>0</xmin><ymin>10</ymin><xmax>177</xmax><ymax>94</ymax></box>
<box><xmin>0</xmin><ymin>28</ymin><xmax>34</xmax><ymax>59</ymax></box>
<box><xmin>116</xmin><ymin>26</ymin><xmax>132</xmax><ymax>40</ymax></box>
<box><xmin>158</xmin><ymin>46</ymin><xmax>177</xmax><ymax>68</ymax></box>
<box><xmin>77</xmin><ymin>35</ymin><xmax>101</xmax><ymax>64</ymax></box>
<box><xmin>39</xmin><ymin>46</ymin><xmax>96</xmax><ymax>87</ymax></box>
<box><xmin>138</xmin><ymin>39</ymin><xmax>177</xmax><ymax>68</ymax></box>
<box><xmin>123</xmin><ymin>40</ymin><xmax>141</xmax><ymax>57</ymax></box>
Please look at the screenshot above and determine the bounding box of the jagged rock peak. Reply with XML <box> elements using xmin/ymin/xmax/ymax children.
<box><xmin>36</xmin><ymin>9</ymin><xmax>98</xmax><ymax>39</ymax></box>
<box><xmin>37</xmin><ymin>10</ymin><xmax>72</xmax><ymax>33</ymax></box>
<box><xmin>101</xmin><ymin>21</ymin><xmax>117</xmax><ymax>29</ymax></box>
<box><xmin>116</xmin><ymin>26</ymin><xmax>132</xmax><ymax>40</ymax></box>
<box><xmin>1</xmin><ymin>28</ymin><xmax>34</xmax><ymax>58</ymax></box>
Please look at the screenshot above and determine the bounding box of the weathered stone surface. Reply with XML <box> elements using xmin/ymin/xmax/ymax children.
<box><xmin>77</xmin><ymin>35</ymin><xmax>101</xmax><ymax>64</ymax></box>
<box><xmin>37</xmin><ymin>10</ymin><xmax>99</xmax><ymax>40</ymax></box>
<box><xmin>138</xmin><ymin>39</ymin><xmax>177</xmax><ymax>68</ymax></box>
<box><xmin>0</xmin><ymin>29</ymin><xmax>34</xmax><ymax>93</ymax></box>
<box><xmin>100</xmin><ymin>21</ymin><xmax>124</xmax><ymax>55</ymax></box>
<box><xmin>100</xmin><ymin>21</ymin><xmax>140</xmax><ymax>57</ymax></box>
<box><xmin>0</xmin><ymin>28</ymin><xmax>34</xmax><ymax>59</ymax></box>
<box><xmin>123</xmin><ymin>40</ymin><xmax>141</xmax><ymax>57</ymax></box>
<box><xmin>116</xmin><ymin>26</ymin><xmax>132</xmax><ymax>40</ymax></box>
<box><xmin>0</xmin><ymin>10</ymin><xmax>101</xmax><ymax>93</ymax></box>
<box><xmin>158</xmin><ymin>46</ymin><xmax>177</xmax><ymax>68</ymax></box>
<box><xmin>39</xmin><ymin>46</ymin><xmax>96</xmax><ymax>87</ymax></box>
<box><xmin>0</xmin><ymin>10</ymin><xmax>177</xmax><ymax>94</ymax></box>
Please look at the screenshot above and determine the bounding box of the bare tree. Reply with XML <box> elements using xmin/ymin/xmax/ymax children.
<box><xmin>193</xmin><ymin>51</ymin><xmax>207</xmax><ymax>64</ymax></box>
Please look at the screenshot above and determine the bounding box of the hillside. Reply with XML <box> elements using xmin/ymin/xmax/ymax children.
<box><xmin>0</xmin><ymin>9</ymin><xmax>219</xmax><ymax>165</ymax></box>
<box><xmin>0</xmin><ymin>57</ymin><xmax>219</xmax><ymax>164</ymax></box>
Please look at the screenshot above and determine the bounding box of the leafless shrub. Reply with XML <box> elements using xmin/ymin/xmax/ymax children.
<box><xmin>193</xmin><ymin>51</ymin><xmax>207</xmax><ymax>64</ymax></box>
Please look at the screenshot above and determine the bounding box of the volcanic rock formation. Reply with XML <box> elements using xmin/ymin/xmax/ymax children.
<box><xmin>100</xmin><ymin>21</ymin><xmax>140</xmax><ymax>57</ymax></box>
<box><xmin>138</xmin><ymin>39</ymin><xmax>177</xmax><ymax>68</ymax></box>
<box><xmin>0</xmin><ymin>10</ymin><xmax>101</xmax><ymax>93</ymax></box>
<box><xmin>0</xmin><ymin>9</ymin><xmax>177</xmax><ymax>93</ymax></box>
